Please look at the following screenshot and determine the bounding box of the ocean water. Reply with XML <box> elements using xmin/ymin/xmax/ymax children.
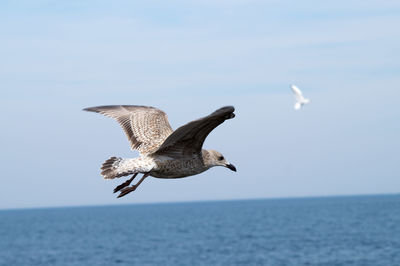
<box><xmin>0</xmin><ymin>195</ymin><xmax>399</xmax><ymax>266</ymax></box>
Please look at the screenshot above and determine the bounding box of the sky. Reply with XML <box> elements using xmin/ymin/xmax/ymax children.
<box><xmin>1</xmin><ymin>0</ymin><xmax>399</xmax><ymax>209</ymax></box>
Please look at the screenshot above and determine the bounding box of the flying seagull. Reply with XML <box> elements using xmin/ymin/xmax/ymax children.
<box><xmin>291</xmin><ymin>85</ymin><xmax>310</xmax><ymax>110</ymax></box>
<box><xmin>84</xmin><ymin>105</ymin><xmax>236</xmax><ymax>198</ymax></box>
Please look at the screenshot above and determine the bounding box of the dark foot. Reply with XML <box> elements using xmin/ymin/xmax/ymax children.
<box><xmin>117</xmin><ymin>186</ymin><xmax>137</xmax><ymax>198</ymax></box>
<box><xmin>116</xmin><ymin>173</ymin><xmax>149</xmax><ymax>198</ymax></box>
<box><xmin>113</xmin><ymin>173</ymin><xmax>138</xmax><ymax>193</ymax></box>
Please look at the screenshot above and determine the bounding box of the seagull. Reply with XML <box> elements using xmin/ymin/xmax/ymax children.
<box><xmin>291</xmin><ymin>85</ymin><xmax>310</xmax><ymax>110</ymax></box>
<box><xmin>84</xmin><ymin>105</ymin><xmax>237</xmax><ymax>198</ymax></box>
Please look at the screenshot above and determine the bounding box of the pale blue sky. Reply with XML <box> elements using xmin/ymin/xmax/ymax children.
<box><xmin>1</xmin><ymin>1</ymin><xmax>399</xmax><ymax>209</ymax></box>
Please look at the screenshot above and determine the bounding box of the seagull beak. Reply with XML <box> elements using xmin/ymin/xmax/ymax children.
<box><xmin>226</xmin><ymin>163</ymin><xmax>237</xmax><ymax>172</ymax></box>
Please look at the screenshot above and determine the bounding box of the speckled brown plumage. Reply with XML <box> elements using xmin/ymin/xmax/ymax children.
<box><xmin>84</xmin><ymin>105</ymin><xmax>173</xmax><ymax>154</ymax></box>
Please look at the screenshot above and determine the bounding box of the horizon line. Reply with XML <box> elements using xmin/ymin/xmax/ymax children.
<box><xmin>1</xmin><ymin>192</ymin><xmax>399</xmax><ymax>212</ymax></box>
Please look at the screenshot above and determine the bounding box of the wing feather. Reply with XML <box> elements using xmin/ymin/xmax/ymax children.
<box><xmin>84</xmin><ymin>105</ymin><xmax>173</xmax><ymax>154</ymax></box>
<box><xmin>154</xmin><ymin>106</ymin><xmax>235</xmax><ymax>158</ymax></box>
<box><xmin>291</xmin><ymin>85</ymin><xmax>306</xmax><ymax>102</ymax></box>
<box><xmin>291</xmin><ymin>85</ymin><xmax>303</xmax><ymax>96</ymax></box>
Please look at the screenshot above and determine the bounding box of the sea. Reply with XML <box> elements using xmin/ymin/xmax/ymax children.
<box><xmin>0</xmin><ymin>195</ymin><xmax>399</xmax><ymax>266</ymax></box>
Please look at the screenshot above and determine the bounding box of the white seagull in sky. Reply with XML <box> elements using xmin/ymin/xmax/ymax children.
<box><xmin>291</xmin><ymin>85</ymin><xmax>310</xmax><ymax>110</ymax></box>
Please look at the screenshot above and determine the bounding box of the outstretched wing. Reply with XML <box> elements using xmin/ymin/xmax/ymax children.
<box><xmin>291</xmin><ymin>85</ymin><xmax>304</xmax><ymax>102</ymax></box>
<box><xmin>291</xmin><ymin>85</ymin><xmax>302</xmax><ymax>96</ymax></box>
<box><xmin>84</xmin><ymin>105</ymin><xmax>173</xmax><ymax>154</ymax></box>
<box><xmin>154</xmin><ymin>106</ymin><xmax>235</xmax><ymax>159</ymax></box>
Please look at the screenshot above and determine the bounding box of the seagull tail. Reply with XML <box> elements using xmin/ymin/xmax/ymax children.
<box><xmin>101</xmin><ymin>157</ymin><xmax>136</xmax><ymax>179</ymax></box>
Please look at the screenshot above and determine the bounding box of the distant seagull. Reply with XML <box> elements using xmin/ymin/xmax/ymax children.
<box><xmin>84</xmin><ymin>105</ymin><xmax>237</xmax><ymax>198</ymax></box>
<box><xmin>291</xmin><ymin>85</ymin><xmax>310</xmax><ymax>110</ymax></box>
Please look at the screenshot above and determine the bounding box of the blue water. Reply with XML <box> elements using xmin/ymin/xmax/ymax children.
<box><xmin>0</xmin><ymin>195</ymin><xmax>399</xmax><ymax>266</ymax></box>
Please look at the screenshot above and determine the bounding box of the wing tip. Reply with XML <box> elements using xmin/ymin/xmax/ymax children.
<box><xmin>83</xmin><ymin>105</ymin><xmax>165</xmax><ymax>114</ymax></box>
<box><xmin>212</xmin><ymin>106</ymin><xmax>235</xmax><ymax>120</ymax></box>
<box><xmin>83</xmin><ymin>105</ymin><xmax>126</xmax><ymax>113</ymax></box>
<box><xmin>217</xmin><ymin>105</ymin><xmax>235</xmax><ymax>113</ymax></box>
<box><xmin>83</xmin><ymin>106</ymin><xmax>97</xmax><ymax>112</ymax></box>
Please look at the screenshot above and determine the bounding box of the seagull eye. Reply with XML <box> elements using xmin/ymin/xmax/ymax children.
<box><xmin>218</xmin><ymin>156</ymin><xmax>224</xmax><ymax>161</ymax></box>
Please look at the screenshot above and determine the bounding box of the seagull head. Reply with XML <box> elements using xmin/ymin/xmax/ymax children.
<box><xmin>205</xmin><ymin>150</ymin><xmax>236</xmax><ymax>172</ymax></box>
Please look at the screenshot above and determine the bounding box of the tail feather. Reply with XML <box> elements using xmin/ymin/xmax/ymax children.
<box><xmin>101</xmin><ymin>157</ymin><xmax>135</xmax><ymax>179</ymax></box>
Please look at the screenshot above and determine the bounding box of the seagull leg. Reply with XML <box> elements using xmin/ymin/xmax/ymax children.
<box><xmin>117</xmin><ymin>173</ymin><xmax>149</xmax><ymax>198</ymax></box>
<box><xmin>113</xmin><ymin>173</ymin><xmax>138</xmax><ymax>193</ymax></box>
